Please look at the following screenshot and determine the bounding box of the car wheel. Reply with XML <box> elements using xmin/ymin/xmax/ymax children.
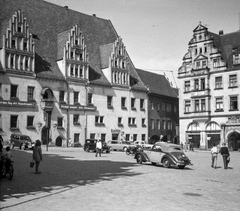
<box><xmin>109</xmin><ymin>147</ymin><xmax>113</xmax><ymax>151</ymax></box>
<box><xmin>106</xmin><ymin>150</ymin><xmax>110</xmax><ymax>153</ymax></box>
<box><xmin>11</xmin><ymin>143</ymin><xmax>14</xmax><ymax>149</ymax></box>
<box><xmin>162</xmin><ymin>158</ymin><xmax>170</xmax><ymax>168</ymax></box>
<box><xmin>20</xmin><ymin>144</ymin><xmax>25</xmax><ymax>150</ymax></box>
<box><xmin>136</xmin><ymin>154</ymin><xmax>142</xmax><ymax>164</ymax></box>
<box><xmin>151</xmin><ymin>162</ymin><xmax>157</xmax><ymax>165</ymax></box>
<box><xmin>178</xmin><ymin>165</ymin><xmax>185</xmax><ymax>169</ymax></box>
<box><xmin>123</xmin><ymin>147</ymin><xmax>127</xmax><ymax>152</ymax></box>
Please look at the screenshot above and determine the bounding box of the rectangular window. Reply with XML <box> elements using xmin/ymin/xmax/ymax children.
<box><xmin>75</xmin><ymin>67</ymin><xmax>78</xmax><ymax>77</ymax></box>
<box><xmin>194</xmin><ymin>79</ymin><xmax>199</xmax><ymax>90</ymax></box>
<box><xmin>151</xmin><ymin>119</ymin><xmax>154</xmax><ymax>129</ymax></box>
<box><xmin>95</xmin><ymin>116</ymin><xmax>104</xmax><ymax>124</ymax></box>
<box><xmin>131</xmin><ymin>98</ymin><xmax>136</xmax><ymax>109</ymax></box>
<box><xmin>185</xmin><ymin>100</ymin><xmax>191</xmax><ymax>113</ymax></box>
<box><xmin>230</xmin><ymin>96</ymin><xmax>238</xmax><ymax>110</ymax></box>
<box><xmin>215</xmin><ymin>76</ymin><xmax>222</xmax><ymax>89</ymax></box>
<box><xmin>156</xmin><ymin>120</ymin><xmax>160</xmax><ymax>129</ymax></box>
<box><xmin>233</xmin><ymin>54</ymin><xmax>240</xmax><ymax>64</ymax></box>
<box><xmin>57</xmin><ymin>117</ymin><xmax>63</xmax><ymax>127</ymax></box>
<box><xmin>27</xmin><ymin>116</ymin><xmax>34</xmax><ymax>127</ymax></box>
<box><xmin>216</xmin><ymin>97</ymin><xmax>223</xmax><ymax>111</ymax></box>
<box><xmin>162</xmin><ymin>120</ymin><xmax>166</xmax><ymax>130</ymax></box>
<box><xmin>195</xmin><ymin>100</ymin><xmax>200</xmax><ymax>112</ymax></box>
<box><xmin>74</xmin><ymin>92</ymin><xmax>79</xmax><ymax>104</ymax></box>
<box><xmin>150</xmin><ymin>102</ymin><xmax>154</xmax><ymax>110</ymax></box>
<box><xmin>11</xmin><ymin>85</ymin><xmax>18</xmax><ymax>98</ymax></box>
<box><xmin>166</xmin><ymin>104</ymin><xmax>171</xmax><ymax>112</ymax></box>
<box><xmin>195</xmin><ymin>49</ymin><xmax>197</xmax><ymax>55</ymax></box>
<box><xmin>200</xmin><ymin>78</ymin><xmax>205</xmax><ymax>90</ymax></box>
<box><xmin>229</xmin><ymin>74</ymin><xmax>237</xmax><ymax>87</ymax></box>
<box><xmin>133</xmin><ymin>134</ymin><xmax>137</xmax><ymax>142</ymax></box>
<box><xmin>73</xmin><ymin>115</ymin><xmax>79</xmax><ymax>125</ymax></box>
<box><xmin>70</xmin><ymin>67</ymin><xmax>74</xmax><ymax>76</ymax></box>
<box><xmin>202</xmin><ymin>61</ymin><xmax>207</xmax><ymax>68</ymax></box>
<box><xmin>140</xmin><ymin>99</ymin><xmax>145</xmax><ymax>110</ymax></box>
<box><xmin>118</xmin><ymin>117</ymin><xmax>122</xmax><ymax>125</ymax></box>
<box><xmin>162</xmin><ymin>103</ymin><xmax>165</xmax><ymax>111</ymax></box>
<box><xmin>12</xmin><ymin>39</ymin><xmax>16</xmax><ymax>49</ymax></box>
<box><xmin>88</xmin><ymin>93</ymin><xmax>92</xmax><ymax>105</ymax></box>
<box><xmin>201</xmin><ymin>99</ymin><xmax>206</xmax><ymax>111</ymax></box>
<box><xmin>142</xmin><ymin>134</ymin><xmax>146</xmax><ymax>141</ymax></box>
<box><xmin>125</xmin><ymin>134</ymin><xmax>130</xmax><ymax>141</ymax></box>
<box><xmin>0</xmin><ymin>83</ymin><xmax>2</xmax><ymax>99</ymax></box>
<box><xmin>90</xmin><ymin>133</ymin><xmax>95</xmax><ymax>139</ymax></box>
<box><xmin>10</xmin><ymin>115</ymin><xmax>18</xmax><ymax>128</ymax></box>
<box><xmin>107</xmin><ymin>96</ymin><xmax>113</xmax><ymax>108</ymax></box>
<box><xmin>74</xmin><ymin>133</ymin><xmax>80</xmax><ymax>143</ymax></box>
<box><xmin>184</xmin><ymin>81</ymin><xmax>190</xmax><ymax>92</ymax></box>
<box><xmin>196</xmin><ymin>61</ymin><xmax>201</xmax><ymax>69</ymax></box>
<box><xmin>27</xmin><ymin>86</ymin><xmax>34</xmax><ymax>101</ymax></box>
<box><xmin>59</xmin><ymin>90</ymin><xmax>65</xmax><ymax>102</ymax></box>
<box><xmin>213</xmin><ymin>58</ymin><xmax>218</xmax><ymax>67</ymax></box>
<box><xmin>142</xmin><ymin>118</ymin><xmax>146</xmax><ymax>126</ymax></box>
<box><xmin>128</xmin><ymin>117</ymin><xmax>136</xmax><ymax>126</ymax></box>
<box><xmin>121</xmin><ymin>97</ymin><xmax>126</xmax><ymax>109</ymax></box>
<box><xmin>167</xmin><ymin>121</ymin><xmax>172</xmax><ymax>130</ymax></box>
<box><xmin>80</xmin><ymin>67</ymin><xmax>83</xmax><ymax>78</ymax></box>
<box><xmin>157</xmin><ymin>103</ymin><xmax>160</xmax><ymax>111</ymax></box>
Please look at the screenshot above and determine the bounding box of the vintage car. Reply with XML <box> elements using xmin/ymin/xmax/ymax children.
<box><xmin>134</xmin><ymin>142</ymin><xmax>191</xmax><ymax>169</ymax></box>
<box><xmin>84</xmin><ymin>139</ymin><xmax>110</xmax><ymax>153</ymax></box>
<box><xmin>10</xmin><ymin>134</ymin><xmax>34</xmax><ymax>150</ymax></box>
<box><xmin>107</xmin><ymin>140</ymin><xmax>132</xmax><ymax>151</ymax></box>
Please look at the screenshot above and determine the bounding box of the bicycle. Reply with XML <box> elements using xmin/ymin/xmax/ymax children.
<box><xmin>0</xmin><ymin>155</ymin><xmax>14</xmax><ymax>180</ymax></box>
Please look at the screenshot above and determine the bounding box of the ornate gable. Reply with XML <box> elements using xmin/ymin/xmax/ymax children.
<box><xmin>1</xmin><ymin>10</ymin><xmax>35</xmax><ymax>74</ymax></box>
<box><xmin>194</xmin><ymin>54</ymin><xmax>208</xmax><ymax>61</ymax></box>
<box><xmin>61</xmin><ymin>25</ymin><xmax>89</xmax><ymax>80</ymax></box>
<box><xmin>109</xmin><ymin>37</ymin><xmax>130</xmax><ymax>86</ymax></box>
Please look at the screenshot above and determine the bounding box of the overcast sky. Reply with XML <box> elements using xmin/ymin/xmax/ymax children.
<box><xmin>46</xmin><ymin>0</ymin><xmax>240</xmax><ymax>87</ymax></box>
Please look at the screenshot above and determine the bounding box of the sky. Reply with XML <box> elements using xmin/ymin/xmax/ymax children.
<box><xmin>45</xmin><ymin>0</ymin><xmax>240</xmax><ymax>87</ymax></box>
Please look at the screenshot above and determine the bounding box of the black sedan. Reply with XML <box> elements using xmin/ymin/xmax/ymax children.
<box><xmin>134</xmin><ymin>142</ymin><xmax>191</xmax><ymax>169</ymax></box>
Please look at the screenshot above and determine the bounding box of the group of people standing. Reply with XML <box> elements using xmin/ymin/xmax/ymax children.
<box><xmin>211</xmin><ymin>142</ymin><xmax>230</xmax><ymax>169</ymax></box>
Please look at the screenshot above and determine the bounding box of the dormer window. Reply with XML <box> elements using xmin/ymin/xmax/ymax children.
<box><xmin>199</xmin><ymin>35</ymin><xmax>202</xmax><ymax>40</ymax></box>
<box><xmin>196</xmin><ymin>61</ymin><xmax>200</xmax><ymax>69</ymax></box>
<box><xmin>202</xmin><ymin>60</ymin><xmax>207</xmax><ymax>68</ymax></box>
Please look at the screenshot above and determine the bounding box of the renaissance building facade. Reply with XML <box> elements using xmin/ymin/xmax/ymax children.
<box><xmin>178</xmin><ymin>23</ymin><xmax>240</xmax><ymax>151</ymax></box>
<box><xmin>0</xmin><ymin>0</ymin><xmax>148</xmax><ymax>146</ymax></box>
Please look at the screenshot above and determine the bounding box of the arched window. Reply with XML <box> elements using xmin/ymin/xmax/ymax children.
<box><xmin>187</xmin><ymin>122</ymin><xmax>201</xmax><ymax>131</ymax></box>
<box><xmin>205</xmin><ymin>122</ymin><xmax>220</xmax><ymax>131</ymax></box>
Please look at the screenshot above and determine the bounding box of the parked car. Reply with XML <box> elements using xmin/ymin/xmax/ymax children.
<box><xmin>84</xmin><ymin>139</ymin><xmax>110</xmax><ymax>153</ymax></box>
<box><xmin>134</xmin><ymin>140</ymin><xmax>153</xmax><ymax>149</ymax></box>
<box><xmin>107</xmin><ymin>140</ymin><xmax>131</xmax><ymax>151</ymax></box>
<box><xmin>10</xmin><ymin>134</ymin><xmax>34</xmax><ymax>150</ymax></box>
<box><xmin>134</xmin><ymin>142</ymin><xmax>191</xmax><ymax>169</ymax></box>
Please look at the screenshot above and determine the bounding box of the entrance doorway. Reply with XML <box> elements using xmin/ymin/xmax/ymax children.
<box><xmin>56</xmin><ymin>136</ymin><xmax>63</xmax><ymax>147</ymax></box>
<box><xmin>188</xmin><ymin>134</ymin><xmax>200</xmax><ymax>148</ymax></box>
<box><xmin>228</xmin><ymin>131</ymin><xmax>240</xmax><ymax>151</ymax></box>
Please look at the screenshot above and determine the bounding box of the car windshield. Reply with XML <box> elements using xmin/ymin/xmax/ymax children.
<box><xmin>20</xmin><ymin>136</ymin><xmax>30</xmax><ymax>141</ymax></box>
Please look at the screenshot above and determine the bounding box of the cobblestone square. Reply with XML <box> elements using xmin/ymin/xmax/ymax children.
<box><xmin>1</xmin><ymin>147</ymin><xmax>240</xmax><ymax>211</ymax></box>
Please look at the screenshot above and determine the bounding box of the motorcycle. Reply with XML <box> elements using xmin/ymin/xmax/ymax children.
<box><xmin>126</xmin><ymin>145</ymin><xmax>143</xmax><ymax>155</ymax></box>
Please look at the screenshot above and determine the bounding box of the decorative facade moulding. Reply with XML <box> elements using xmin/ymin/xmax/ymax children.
<box><xmin>226</xmin><ymin>116</ymin><xmax>240</xmax><ymax>124</ymax></box>
<box><xmin>60</xmin><ymin>103</ymin><xmax>96</xmax><ymax>111</ymax></box>
<box><xmin>0</xmin><ymin>99</ymin><xmax>36</xmax><ymax>107</ymax></box>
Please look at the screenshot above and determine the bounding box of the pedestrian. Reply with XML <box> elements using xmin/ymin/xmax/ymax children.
<box><xmin>33</xmin><ymin>140</ymin><xmax>43</xmax><ymax>174</ymax></box>
<box><xmin>0</xmin><ymin>135</ymin><xmax>3</xmax><ymax>154</ymax></box>
<box><xmin>219</xmin><ymin>142</ymin><xmax>230</xmax><ymax>169</ymax></box>
<box><xmin>210</xmin><ymin>144</ymin><xmax>218</xmax><ymax>169</ymax></box>
<box><xmin>95</xmin><ymin>139</ymin><xmax>102</xmax><ymax>157</ymax></box>
<box><xmin>180</xmin><ymin>142</ymin><xmax>183</xmax><ymax>150</ymax></box>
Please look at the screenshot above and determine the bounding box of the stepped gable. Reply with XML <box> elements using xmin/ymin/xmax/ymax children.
<box><xmin>136</xmin><ymin>69</ymin><xmax>178</xmax><ymax>98</ymax></box>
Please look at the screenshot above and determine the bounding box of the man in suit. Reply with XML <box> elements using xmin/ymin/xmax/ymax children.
<box><xmin>219</xmin><ymin>142</ymin><xmax>230</xmax><ymax>169</ymax></box>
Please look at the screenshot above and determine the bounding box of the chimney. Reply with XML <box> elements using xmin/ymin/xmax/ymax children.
<box><xmin>64</xmin><ymin>6</ymin><xmax>68</xmax><ymax>9</ymax></box>
<box><xmin>219</xmin><ymin>30</ymin><xmax>224</xmax><ymax>35</ymax></box>
<box><xmin>92</xmin><ymin>14</ymin><xmax>96</xmax><ymax>17</ymax></box>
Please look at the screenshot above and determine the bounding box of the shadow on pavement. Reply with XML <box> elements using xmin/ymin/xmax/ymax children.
<box><xmin>0</xmin><ymin>148</ymin><xmax>141</xmax><ymax>207</ymax></box>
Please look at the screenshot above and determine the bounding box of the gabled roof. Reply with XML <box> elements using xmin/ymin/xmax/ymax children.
<box><xmin>0</xmin><ymin>0</ymin><xmax>147</xmax><ymax>91</ymax></box>
<box><xmin>193</xmin><ymin>23</ymin><xmax>208</xmax><ymax>33</ymax></box>
<box><xmin>136</xmin><ymin>69</ymin><xmax>178</xmax><ymax>98</ymax></box>
<box><xmin>194</xmin><ymin>54</ymin><xmax>208</xmax><ymax>61</ymax></box>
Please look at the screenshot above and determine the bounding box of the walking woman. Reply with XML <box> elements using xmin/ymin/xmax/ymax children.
<box><xmin>33</xmin><ymin>140</ymin><xmax>43</xmax><ymax>174</ymax></box>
